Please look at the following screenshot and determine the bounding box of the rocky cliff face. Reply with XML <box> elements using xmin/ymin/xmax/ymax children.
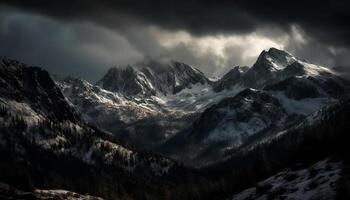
<box><xmin>97</xmin><ymin>60</ymin><xmax>210</xmax><ymax>96</ymax></box>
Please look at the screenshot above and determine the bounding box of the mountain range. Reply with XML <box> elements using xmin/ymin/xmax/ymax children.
<box><xmin>1</xmin><ymin>48</ymin><xmax>350</xmax><ymax>199</ymax></box>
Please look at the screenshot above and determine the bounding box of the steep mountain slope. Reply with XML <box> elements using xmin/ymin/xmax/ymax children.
<box><xmin>213</xmin><ymin>66</ymin><xmax>248</xmax><ymax>92</ymax></box>
<box><xmin>96</xmin><ymin>66</ymin><xmax>156</xmax><ymax>96</ymax></box>
<box><xmin>59</xmin><ymin>77</ymin><xmax>161</xmax><ymax>129</ymax></box>
<box><xmin>263</xmin><ymin>76</ymin><xmax>326</xmax><ymax>100</ymax></box>
<box><xmin>0</xmin><ymin>58</ymin><xmax>79</xmax><ymax>123</ymax></box>
<box><xmin>139</xmin><ymin>60</ymin><xmax>210</xmax><ymax>94</ymax></box>
<box><xmin>189</xmin><ymin>89</ymin><xmax>288</xmax><ymax>146</ymax></box>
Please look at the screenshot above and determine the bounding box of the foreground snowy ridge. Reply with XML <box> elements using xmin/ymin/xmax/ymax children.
<box><xmin>0</xmin><ymin>182</ymin><xmax>104</xmax><ymax>200</ymax></box>
<box><xmin>230</xmin><ymin>158</ymin><xmax>343</xmax><ymax>200</ymax></box>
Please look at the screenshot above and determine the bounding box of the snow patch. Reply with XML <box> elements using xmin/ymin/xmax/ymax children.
<box><xmin>231</xmin><ymin>158</ymin><xmax>342</xmax><ymax>200</ymax></box>
<box><xmin>271</xmin><ymin>92</ymin><xmax>331</xmax><ymax>115</ymax></box>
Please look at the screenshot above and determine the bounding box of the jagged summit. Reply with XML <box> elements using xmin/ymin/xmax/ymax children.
<box><xmin>254</xmin><ymin>48</ymin><xmax>296</xmax><ymax>71</ymax></box>
<box><xmin>97</xmin><ymin>60</ymin><xmax>210</xmax><ymax>96</ymax></box>
<box><xmin>96</xmin><ymin>65</ymin><xmax>155</xmax><ymax>96</ymax></box>
<box><xmin>213</xmin><ymin>66</ymin><xmax>246</xmax><ymax>91</ymax></box>
<box><xmin>251</xmin><ymin>47</ymin><xmax>335</xmax><ymax>77</ymax></box>
<box><xmin>247</xmin><ymin>47</ymin><xmax>297</xmax><ymax>79</ymax></box>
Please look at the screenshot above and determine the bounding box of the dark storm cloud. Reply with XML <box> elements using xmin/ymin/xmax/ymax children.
<box><xmin>0</xmin><ymin>9</ymin><xmax>143</xmax><ymax>81</ymax></box>
<box><xmin>1</xmin><ymin>1</ymin><xmax>255</xmax><ymax>34</ymax></box>
<box><xmin>2</xmin><ymin>0</ymin><xmax>350</xmax><ymax>48</ymax></box>
<box><xmin>1</xmin><ymin>0</ymin><xmax>350</xmax><ymax>80</ymax></box>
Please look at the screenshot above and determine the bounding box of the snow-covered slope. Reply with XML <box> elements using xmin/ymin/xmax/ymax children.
<box><xmin>59</xmin><ymin>77</ymin><xmax>161</xmax><ymax>125</ymax></box>
<box><xmin>197</xmin><ymin>89</ymin><xmax>288</xmax><ymax>146</ymax></box>
<box><xmin>161</xmin><ymin>88</ymin><xmax>293</xmax><ymax>164</ymax></box>
<box><xmin>59</xmin><ymin>75</ymin><xmax>242</xmax><ymax>149</ymax></box>
<box><xmin>0</xmin><ymin>182</ymin><xmax>105</xmax><ymax>200</ymax></box>
<box><xmin>230</xmin><ymin>158</ymin><xmax>343</xmax><ymax>200</ymax></box>
<box><xmin>59</xmin><ymin>77</ymin><xmax>199</xmax><ymax>148</ymax></box>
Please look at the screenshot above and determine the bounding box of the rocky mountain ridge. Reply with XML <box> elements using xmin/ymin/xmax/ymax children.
<box><xmin>56</xmin><ymin>48</ymin><xmax>350</xmax><ymax>165</ymax></box>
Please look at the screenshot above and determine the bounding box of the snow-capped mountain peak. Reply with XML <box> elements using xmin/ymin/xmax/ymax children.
<box><xmin>261</xmin><ymin>47</ymin><xmax>296</xmax><ymax>70</ymax></box>
<box><xmin>253</xmin><ymin>47</ymin><xmax>335</xmax><ymax>77</ymax></box>
<box><xmin>96</xmin><ymin>65</ymin><xmax>157</xmax><ymax>96</ymax></box>
<box><xmin>225</xmin><ymin>48</ymin><xmax>340</xmax><ymax>89</ymax></box>
<box><xmin>248</xmin><ymin>48</ymin><xmax>298</xmax><ymax>76</ymax></box>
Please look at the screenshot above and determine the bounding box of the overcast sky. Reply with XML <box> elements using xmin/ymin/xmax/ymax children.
<box><xmin>1</xmin><ymin>1</ymin><xmax>350</xmax><ymax>82</ymax></box>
